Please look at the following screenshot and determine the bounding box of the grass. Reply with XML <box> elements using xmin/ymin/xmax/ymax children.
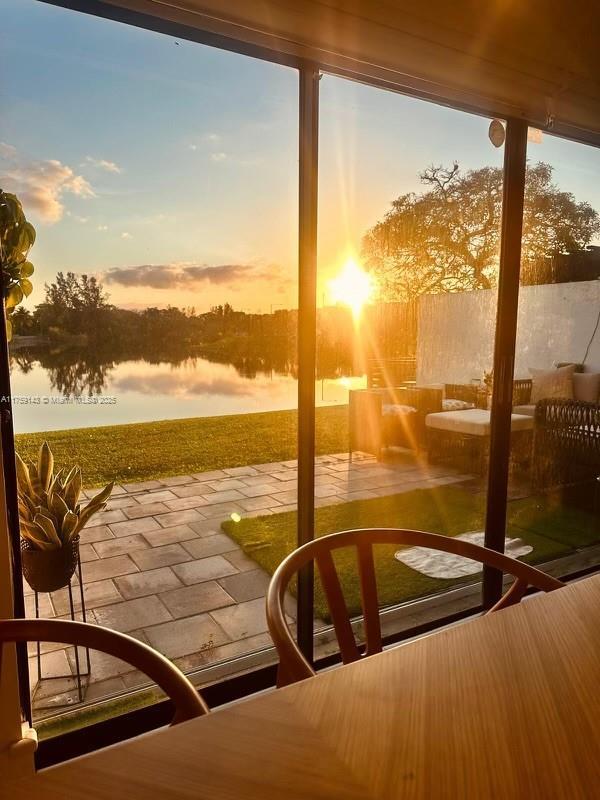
<box><xmin>222</xmin><ymin>485</ymin><xmax>591</xmax><ymax>619</ymax></box>
<box><xmin>15</xmin><ymin>406</ymin><xmax>349</xmax><ymax>488</ymax></box>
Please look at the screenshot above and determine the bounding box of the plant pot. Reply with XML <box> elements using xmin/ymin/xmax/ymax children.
<box><xmin>21</xmin><ymin>536</ymin><xmax>80</xmax><ymax>593</ymax></box>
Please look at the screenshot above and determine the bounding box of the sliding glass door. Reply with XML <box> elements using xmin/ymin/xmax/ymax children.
<box><xmin>1</xmin><ymin>0</ymin><xmax>298</xmax><ymax>732</ymax></box>
<box><xmin>313</xmin><ymin>74</ymin><xmax>508</xmax><ymax>650</ymax></box>
<box><xmin>1</xmin><ymin>0</ymin><xmax>598</xmax><ymax>760</ymax></box>
<box><xmin>506</xmin><ymin>131</ymin><xmax>600</xmax><ymax>574</ymax></box>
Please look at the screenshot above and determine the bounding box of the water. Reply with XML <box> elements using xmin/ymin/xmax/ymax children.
<box><xmin>8</xmin><ymin>353</ymin><xmax>366</xmax><ymax>433</ymax></box>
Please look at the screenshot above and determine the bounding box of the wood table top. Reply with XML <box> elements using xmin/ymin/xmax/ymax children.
<box><xmin>6</xmin><ymin>574</ymin><xmax>600</xmax><ymax>799</ymax></box>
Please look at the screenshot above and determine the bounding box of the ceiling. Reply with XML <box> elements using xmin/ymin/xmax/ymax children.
<box><xmin>100</xmin><ymin>0</ymin><xmax>600</xmax><ymax>141</ymax></box>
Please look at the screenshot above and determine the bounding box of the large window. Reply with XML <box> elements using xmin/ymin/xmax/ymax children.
<box><xmin>0</xmin><ymin>0</ymin><xmax>598</xmax><ymax>760</ymax></box>
<box><xmin>506</xmin><ymin>131</ymin><xmax>600</xmax><ymax>575</ymax></box>
<box><xmin>1</xmin><ymin>0</ymin><xmax>298</xmax><ymax>732</ymax></box>
<box><xmin>313</xmin><ymin>75</ymin><xmax>507</xmax><ymax>649</ymax></box>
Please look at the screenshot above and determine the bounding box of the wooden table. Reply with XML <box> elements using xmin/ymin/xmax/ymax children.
<box><xmin>7</xmin><ymin>575</ymin><xmax>600</xmax><ymax>799</ymax></box>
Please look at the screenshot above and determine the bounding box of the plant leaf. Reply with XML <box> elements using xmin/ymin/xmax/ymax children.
<box><xmin>37</xmin><ymin>441</ymin><xmax>54</xmax><ymax>491</ymax></box>
<box><xmin>32</xmin><ymin>515</ymin><xmax>61</xmax><ymax>549</ymax></box>
<box><xmin>62</xmin><ymin>511</ymin><xmax>79</xmax><ymax>542</ymax></box>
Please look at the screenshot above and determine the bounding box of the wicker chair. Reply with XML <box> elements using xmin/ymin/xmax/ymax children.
<box><xmin>533</xmin><ymin>398</ymin><xmax>600</xmax><ymax>490</ymax></box>
<box><xmin>349</xmin><ymin>386</ymin><xmax>442</xmax><ymax>459</ymax></box>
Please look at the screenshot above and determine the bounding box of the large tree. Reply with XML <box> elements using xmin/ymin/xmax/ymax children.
<box><xmin>362</xmin><ymin>162</ymin><xmax>600</xmax><ymax>301</ymax></box>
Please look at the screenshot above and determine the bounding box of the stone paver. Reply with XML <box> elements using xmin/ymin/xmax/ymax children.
<box><xmin>159</xmin><ymin>581</ymin><xmax>235</xmax><ymax>618</ymax></box>
<box><xmin>109</xmin><ymin>517</ymin><xmax>161</xmax><ymax>537</ymax></box>
<box><xmin>219</xmin><ymin>569</ymin><xmax>271</xmax><ymax>603</ymax></box>
<box><xmin>144</xmin><ymin>613</ymin><xmax>230</xmax><ymax>659</ymax></box>
<box><xmin>130</xmin><ymin>543</ymin><xmax>192</xmax><ymax>571</ymax></box>
<box><xmin>93</xmin><ymin>596</ymin><xmax>171</xmax><ymax>632</ymax></box>
<box><xmin>82</xmin><ymin>555</ymin><xmax>138</xmax><ymax>583</ymax></box>
<box><xmin>123</xmin><ymin>502</ymin><xmax>170</xmax><ymax>519</ymax></box>
<box><xmin>31</xmin><ymin>451</ymin><xmax>471</xmax><ymax>716</ymax></box>
<box><xmin>172</xmin><ymin>555</ymin><xmax>238</xmax><ymax>585</ymax></box>
<box><xmin>181</xmin><ymin>534</ymin><xmax>238</xmax><ymax>559</ymax></box>
<box><xmin>156</xmin><ymin>509</ymin><xmax>207</xmax><ymax>528</ymax></box>
<box><xmin>210</xmin><ymin>598</ymin><xmax>269</xmax><ymax>640</ymax></box>
<box><xmin>114</xmin><ymin>567</ymin><xmax>182</xmax><ymax>599</ymax></box>
<box><xmin>142</xmin><ymin>524</ymin><xmax>198</xmax><ymax>548</ymax></box>
<box><xmin>93</xmin><ymin>534</ymin><xmax>149</xmax><ymax>559</ymax></box>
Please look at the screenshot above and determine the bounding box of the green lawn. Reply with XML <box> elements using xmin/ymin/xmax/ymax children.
<box><xmin>222</xmin><ymin>485</ymin><xmax>590</xmax><ymax>619</ymax></box>
<box><xmin>15</xmin><ymin>406</ymin><xmax>349</xmax><ymax>488</ymax></box>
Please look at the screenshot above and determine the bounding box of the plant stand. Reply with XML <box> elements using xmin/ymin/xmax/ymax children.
<box><xmin>31</xmin><ymin>554</ymin><xmax>91</xmax><ymax>709</ymax></box>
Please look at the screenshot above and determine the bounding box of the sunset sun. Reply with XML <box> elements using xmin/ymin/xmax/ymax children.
<box><xmin>328</xmin><ymin>258</ymin><xmax>374</xmax><ymax>318</ymax></box>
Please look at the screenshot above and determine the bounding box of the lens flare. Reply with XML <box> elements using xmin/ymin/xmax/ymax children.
<box><xmin>328</xmin><ymin>258</ymin><xmax>373</xmax><ymax>319</ymax></box>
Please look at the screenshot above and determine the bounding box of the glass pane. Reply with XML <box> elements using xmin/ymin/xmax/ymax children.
<box><xmin>314</xmin><ymin>74</ymin><xmax>507</xmax><ymax>653</ymax></box>
<box><xmin>1</xmin><ymin>0</ymin><xmax>298</xmax><ymax>732</ymax></box>
<box><xmin>507</xmin><ymin>130</ymin><xmax>600</xmax><ymax>577</ymax></box>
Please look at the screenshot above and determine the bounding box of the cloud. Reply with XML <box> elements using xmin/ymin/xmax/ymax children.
<box><xmin>121</xmin><ymin>232</ymin><xmax>132</xmax><ymax>240</ymax></box>
<box><xmin>0</xmin><ymin>142</ymin><xmax>17</xmax><ymax>159</ymax></box>
<box><xmin>210</xmin><ymin>152</ymin><xmax>227</xmax><ymax>162</ymax></box>
<box><xmin>84</xmin><ymin>156</ymin><xmax>122</xmax><ymax>174</ymax></box>
<box><xmin>0</xmin><ymin>143</ymin><xmax>95</xmax><ymax>223</ymax></box>
<box><xmin>97</xmin><ymin>224</ymin><xmax>109</xmax><ymax>232</ymax></box>
<box><xmin>189</xmin><ymin>144</ymin><xmax>198</xmax><ymax>151</ymax></box>
<box><xmin>103</xmin><ymin>262</ymin><xmax>293</xmax><ymax>291</ymax></box>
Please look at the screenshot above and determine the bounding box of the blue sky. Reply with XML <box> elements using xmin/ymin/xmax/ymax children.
<box><xmin>1</xmin><ymin>0</ymin><xmax>599</xmax><ymax>312</ymax></box>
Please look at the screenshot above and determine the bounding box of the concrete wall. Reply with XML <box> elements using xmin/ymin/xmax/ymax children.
<box><xmin>416</xmin><ymin>280</ymin><xmax>600</xmax><ymax>385</ymax></box>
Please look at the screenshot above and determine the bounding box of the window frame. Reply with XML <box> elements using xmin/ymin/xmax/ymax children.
<box><xmin>0</xmin><ymin>0</ymin><xmax>594</xmax><ymax>766</ymax></box>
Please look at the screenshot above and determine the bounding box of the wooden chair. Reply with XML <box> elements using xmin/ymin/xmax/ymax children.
<box><xmin>266</xmin><ymin>528</ymin><xmax>565</xmax><ymax>686</ymax></box>
<box><xmin>0</xmin><ymin>618</ymin><xmax>208</xmax><ymax>723</ymax></box>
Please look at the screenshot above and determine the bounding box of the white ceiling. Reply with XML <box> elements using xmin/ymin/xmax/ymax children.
<box><xmin>102</xmin><ymin>0</ymin><xmax>600</xmax><ymax>141</ymax></box>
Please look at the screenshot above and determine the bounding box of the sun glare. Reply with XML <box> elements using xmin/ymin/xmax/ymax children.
<box><xmin>328</xmin><ymin>258</ymin><xmax>373</xmax><ymax>318</ymax></box>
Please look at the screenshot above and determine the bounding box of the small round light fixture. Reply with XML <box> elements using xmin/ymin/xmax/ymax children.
<box><xmin>488</xmin><ymin>119</ymin><xmax>506</xmax><ymax>148</ymax></box>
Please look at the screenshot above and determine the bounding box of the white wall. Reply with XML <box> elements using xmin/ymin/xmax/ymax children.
<box><xmin>416</xmin><ymin>280</ymin><xmax>600</xmax><ymax>385</ymax></box>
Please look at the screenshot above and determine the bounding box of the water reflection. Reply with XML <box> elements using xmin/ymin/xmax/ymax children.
<box><xmin>8</xmin><ymin>346</ymin><xmax>365</xmax><ymax>433</ymax></box>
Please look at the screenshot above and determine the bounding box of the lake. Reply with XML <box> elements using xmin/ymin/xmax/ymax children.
<box><xmin>8</xmin><ymin>352</ymin><xmax>365</xmax><ymax>433</ymax></box>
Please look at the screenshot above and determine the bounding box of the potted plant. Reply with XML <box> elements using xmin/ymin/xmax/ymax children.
<box><xmin>0</xmin><ymin>189</ymin><xmax>36</xmax><ymax>340</ymax></box>
<box><xmin>17</xmin><ymin>442</ymin><xmax>113</xmax><ymax>592</ymax></box>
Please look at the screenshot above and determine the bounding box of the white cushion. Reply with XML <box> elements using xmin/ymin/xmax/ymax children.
<box><xmin>573</xmin><ymin>372</ymin><xmax>600</xmax><ymax>404</ymax></box>
<box><xmin>382</xmin><ymin>404</ymin><xmax>417</xmax><ymax>417</ymax></box>
<box><xmin>426</xmin><ymin>409</ymin><xmax>533</xmax><ymax>436</ymax></box>
<box><xmin>512</xmin><ymin>404</ymin><xmax>536</xmax><ymax>417</ymax></box>
<box><xmin>442</xmin><ymin>399</ymin><xmax>475</xmax><ymax>412</ymax></box>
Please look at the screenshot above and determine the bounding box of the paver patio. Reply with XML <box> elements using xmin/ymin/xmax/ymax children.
<box><xmin>25</xmin><ymin>452</ymin><xmax>471</xmax><ymax>715</ymax></box>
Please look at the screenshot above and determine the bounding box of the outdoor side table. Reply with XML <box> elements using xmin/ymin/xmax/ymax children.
<box><xmin>425</xmin><ymin>408</ymin><xmax>534</xmax><ymax>475</ymax></box>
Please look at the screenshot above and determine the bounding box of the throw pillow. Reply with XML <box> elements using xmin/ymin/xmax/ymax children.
<box><xmin>529</xmin><ymin>364</ymin><xmax>575</xmax><ymax>403</ymax></box>
<box><xmin>573</xmin><ymin>372</ymin><xmax>600</xmax><ymax>404</ymax></box>
<box><xmin>382</xmin><ymin>404</ymin><xmax>417</xmax><ymax>417</ymax></box>
<box><xmin>442</xmin><ymin>399</ymin><xmax>475</xmax><ymax>411</ymax></box>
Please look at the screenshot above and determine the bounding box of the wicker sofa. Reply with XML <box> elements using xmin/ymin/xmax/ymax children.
<box><xmin>533</xmin><ymin>398</ymin><xmax>600</xmax><ymax>490</ymax></box>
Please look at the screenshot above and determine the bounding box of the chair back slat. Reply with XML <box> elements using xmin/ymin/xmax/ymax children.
<box><xmin>267</xmin><ymin>528</ymin><xmax>566</xmax><ymax>687</ymax></box>
<box><xmin>316</xmin><ymin>550</ymin><xmax>361</xmax><ymax>663</ymax></box>
<box><xmin>356</xmin><ymin>542</ymin><xmax>382</xmax><ymax>656</ymax></box>
<box><xmin>489</xmin><ymin>577</ymin><xmax>529</xmax><ymax>611</ymax></box>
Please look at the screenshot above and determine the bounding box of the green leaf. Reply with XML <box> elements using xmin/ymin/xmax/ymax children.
<box><xmin>37</xmin><ymin>441</ymin><xmax>54</xmax><ymax>491</ymax></box>
<box><xmin>62</xmin><ymin>511</ymin><xmax>79</xmax><ymax>542</ymax></box>
<box><xmin>5</xmin><ymin>284</ymin><xmax>23</xmax><ymax>309</ymax></box>
<box><xmin>20</xmin><ymin>278</ymin><xmax>33</xmax><ymax>297</ymax></box>
<box><xmin>21</xmin><ymin>261</ymin><xmax>34</xmax><ymax>278</ymax></box>
<box><xmin>32</xmin><ymin>514</ymin><xmax>61</xmax><ymax>548</ymax></box>
<box><xmin>15</xmin><ymin>452</ymin><xmax>34</xmax><ymax>496</ymax></box>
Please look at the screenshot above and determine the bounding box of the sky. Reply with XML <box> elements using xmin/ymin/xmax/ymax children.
<box><xmin>1</xmin><ymin>0</ymin><xmax>599</xmax><ymax>313</ymax></box>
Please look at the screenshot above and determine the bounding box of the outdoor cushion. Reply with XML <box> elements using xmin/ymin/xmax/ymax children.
<box><xmin>442</xmin><ymin>399</ymin><xmax>475</xmax><ymax>412</ymax></box>
<box><xmin>426</xmin><ymin>409</ymin><xmax>534</xmax><ymax>436</ymax></box>
<box><xmin>382</xmin><ymin>403</ymin><xmax>417</xmax><ymax>417</ymax></box>
<box><xmin>512</xmin><ymin>404</ymin><xmax>536</xmax><ymax>417</ymax></box>
<box><xmin>529</xmin><ymin>364</ymin><xmax>575</xmax><ymax>403</ymax></box>
<box><xmin>573</xmin><ymin>372</ymin><xmax>600</xmax><ymax>404</ymax></box>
